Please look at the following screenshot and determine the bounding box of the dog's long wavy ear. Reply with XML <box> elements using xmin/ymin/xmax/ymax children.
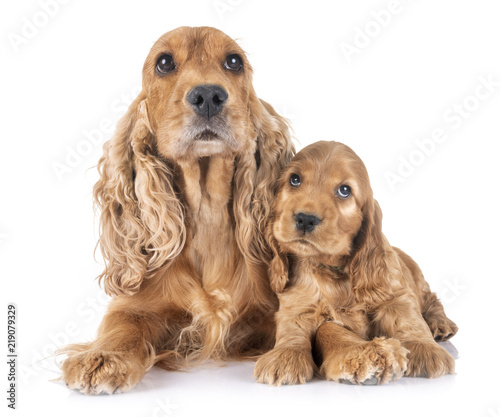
<box><xmin>348</xmin><ymin>198</ymin><xmax>395</xmax><ymax>301</ymax></box>
<box><xmin>233</xmin><ymin>94</ymin><xmax>295</xmax><ymax>270</ymax></box>
<box><xmin>94</xmin><ymin>94</ymin><xmax>186</xmax><ymax>296</ymax></box>
<box><xmin>265</xmin><ymin>216</ymin><xmax>289</xmax><ymax>294</ymax></box>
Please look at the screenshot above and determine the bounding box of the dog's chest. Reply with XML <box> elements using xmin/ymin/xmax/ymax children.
<box><xmin>189</xmin><ymin>200</ymin><xmax>236</xmax><ymax>280</ymax></box>
<box><xmin>179</xmin><ymin>156</ymin><xmax>238</xmax><ymax>285</ymax></box>
<box><xmin>312</xmin><ymin>267</ymin><xmax>370</xmax><ymax>337</ymax></box>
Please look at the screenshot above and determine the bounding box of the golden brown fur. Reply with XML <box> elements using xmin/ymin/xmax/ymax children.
<box><xmin>59</xmin><ymin>26</ymin><xmax>294</xmax><ymax>394</ymax></box>
<box><xmin>254</xmin><ymin>141</ymin><xmax>458</xmax><ymax>385</ymax></box>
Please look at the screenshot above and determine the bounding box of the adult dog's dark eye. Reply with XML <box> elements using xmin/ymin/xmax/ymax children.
<box><xmin>290</xmin><ymin>174</ymin><xmax>301</xmax><ymax>187</ymax></box>
<box><xmin>337</xmin><ymin>185</ymin><xmax>351</xmax><ymax>198</ymax></box>
<box><xmin>156</xmin><ymin>54</ymin><xmax>175</xmax><ymax>74</ymax></box>
<box><xmin>224</xmin><ymin>54</ymin><xmax>243</xmax><ymax>71</ymax></box>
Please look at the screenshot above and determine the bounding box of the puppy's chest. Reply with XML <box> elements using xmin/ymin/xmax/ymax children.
<box><xmin>321</xmin><ymin>282</ymin><xmax>360</xmax><ymax>325</ymax></box>
<box><xmin>298</xmin><ymin>267</ymin><xmax>368</xmax><ymax>334</ymax></box>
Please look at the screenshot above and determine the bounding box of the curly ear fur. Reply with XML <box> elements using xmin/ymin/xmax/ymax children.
<box><xmin>94</xmin><ymin>95</ymin><xmax>186</xmax><ymax>296</ymax></box>
<box><xmin>233</xmin><ymin>94</ymin><xmax>295</xmax><ymax>269</ymax></box>
<box><xmin>265</xmin><ymin>217</ymin><xmax>289</xmax><ymax>293</ymax></box>
<box><xmin>348</xmin><ymin>198</ymin><xmax>398</xmax><ymax>302</ymax></box>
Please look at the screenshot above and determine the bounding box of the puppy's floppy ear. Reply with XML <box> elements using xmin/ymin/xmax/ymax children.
<box><xmin>348</xmin><ymin>198</ymin><xmax>396</xmax><ymax>300</ymax></box>
<box><xmin>233</xmin><ymin>92</ymin><xmax>295</xmax><ymax>268</ymax></box>
<box><xmin>265</xmin><ymin>218</ymin><xmax>289</xmax><ymax>293</ymax></box>
<box><xmin>94</xmin><ymin>93</ymin><xmax>186</xmax><ymax>296</ymax></box>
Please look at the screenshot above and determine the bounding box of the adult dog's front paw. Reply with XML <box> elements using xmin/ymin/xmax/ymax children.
<box><xmin>254</xmin><ymin>347</ymin><xmax>315</xmax><ymax>386</ymax></box>
<box><xmin>60</xmin><ymin>350</ymin><xmax>147</xmax><ymax>395</ymax></box>
<box><xmin>404</xmin><ymin>340</ymin><xmax>455</xmax><ymax>378</ymax></box>
<box><xmin>320</xmin><ymin>337</ymin><xmax>409</xmax><ymax>385</ymax></box>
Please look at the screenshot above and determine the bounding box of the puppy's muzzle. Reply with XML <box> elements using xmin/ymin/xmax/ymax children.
<box><xmin>294</xmin><ymin>213</ymin><xmax>321</xmax><ymax>233</ymax></box>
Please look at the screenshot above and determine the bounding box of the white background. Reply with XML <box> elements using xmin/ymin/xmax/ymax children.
<box><xmin>1</xmin><ymin>0</ymin><xmax>500</xmax><ymax>416</ymax></box>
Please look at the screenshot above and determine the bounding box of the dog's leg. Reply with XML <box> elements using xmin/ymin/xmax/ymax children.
<box><xmin>59</xmin><ymin>301</ymin><xmax>178</xmax><ymax>395</ymax></box>
<box><xmin>253</xmin><ymin>306</ymin><xmax>317</xmax><ymax>385</ymax></box>
<box><xmin>315</xmin><ymin>322</ymin><xmax>408</xmax><ymax>385</ymax></box>
<box><xmin>393</xmin><ymin>247</ymin><xmax>458</xmax><ymax>342</ymax></box>
<box><xmin>421</xmin><ymin>291</ymin><xmax>459</xmax><ymax>341</ymax></box>
<box><xmin>372</xmin><ymin>293</ymin><xmax>455</xmax><ymax>378</ymax></box>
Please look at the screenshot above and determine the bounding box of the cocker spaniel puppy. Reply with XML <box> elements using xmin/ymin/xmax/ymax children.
<box><xmin>60</xmin><ymin>26</ymin><xmax>294</xmax><ymax>394</ymax></box>
<box><xmin>254</xmin><ymin>141</ymin><xmax>458</xmax><ymax>385</ymax></box>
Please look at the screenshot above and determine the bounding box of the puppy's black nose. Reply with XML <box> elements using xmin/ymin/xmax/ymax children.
<box><xmin>186</xmin><ymin>84</ymin><xmax>228</xmax><ymax>119</ymax></box>
<box><xmin>294</xmin><ymin>213</ymin><xmax>321</xmax><ymax>233</ymax></box>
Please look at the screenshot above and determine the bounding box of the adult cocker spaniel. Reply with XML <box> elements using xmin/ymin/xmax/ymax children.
<box><xmin>60</xmin><ymin>26</ymin><xmax>294</xmax><ymax>394</ymax></box>
<box><xmin>254</xmin><ymin>141</ymin><xmax>458</xmax><ymax>385</ymax></box>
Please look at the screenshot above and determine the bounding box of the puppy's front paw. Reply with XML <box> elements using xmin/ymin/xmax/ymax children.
<box><xmin>320</xmin><ymin>337</ymin><xmax>409</xmax><ymax>385</ymax></box>
<box><xmin>61</xmin><ymin>350</ymin><xmax>146</xmax><ymax>395</ymax></box>
<box><xmin>404</xmin><ymin>340</ymin><xmax>455</xmax><ymax>378</ymax></box>
<box><xmin>254</xmin><ymin>347</ymin><xmax>315</xmax><ymax>386</ymax></box>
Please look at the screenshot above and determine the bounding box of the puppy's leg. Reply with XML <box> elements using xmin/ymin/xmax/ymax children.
<box><xmin>372</xmin><ymin>294</ymin><xmax>455</xmax><ymax>378</ymax></box>
<box><xmin>60</xmin><ymin>302</ymin><xmax>177</xmax><ymax>395</ymax></box>
<box><xmin>394</xmin><ymin>247</ymin><xmax>458</xmax><ymax>342</ymax></box>
<box><xmin>228</xmin><ymin>308</ymin><xmax>277</xmax><ymax>357</ymax></box>
<box><xmin>421</xmin><ymin>291</ymin><xmax>459</xmax><ymax>341</ymax></box>
<box><xmin>253</xmin><ymin>306</ymin><xmax>317</xmax><ymax>386</ymax></box>
<box><xmin>315</xmin><ymin>322</ymin><xmax>408</xmax><ymax>385</ymax></box>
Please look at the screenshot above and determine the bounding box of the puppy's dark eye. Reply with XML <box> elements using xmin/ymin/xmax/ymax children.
<box><xmin>290</xmin><ymin>174</ymin><xmax>301</xmax><ymax>187</ymax></box>
<box><xmin>224</xmin><ymin>54</ymin><xmax>243</xmax><ymax>71</ymax></box>
<box><xmin>156</xmin><ymin>54</ymin><xmax>176</xmax><ymax>74</ymax></box>
<box><xmin>337</xmin><ymin>185</ymin><xmax>351</xmax><ymax>198</ymax></box>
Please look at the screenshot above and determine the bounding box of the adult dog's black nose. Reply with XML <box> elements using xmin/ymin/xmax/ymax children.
<box><xmin>295</xmin><ymin>213</ymin><xmax>321</xmax><ymax>233</ymax></box>
<box><xmin>186</xmin><ymin>84</ymin><xmax>228</xmax><ymax>119</ymax></box>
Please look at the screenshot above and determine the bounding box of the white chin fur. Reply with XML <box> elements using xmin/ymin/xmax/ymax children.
<box><xmin>190</xmin><ymin>140</ymin><xmax>229</xmax><ymax>157</ymax></box>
